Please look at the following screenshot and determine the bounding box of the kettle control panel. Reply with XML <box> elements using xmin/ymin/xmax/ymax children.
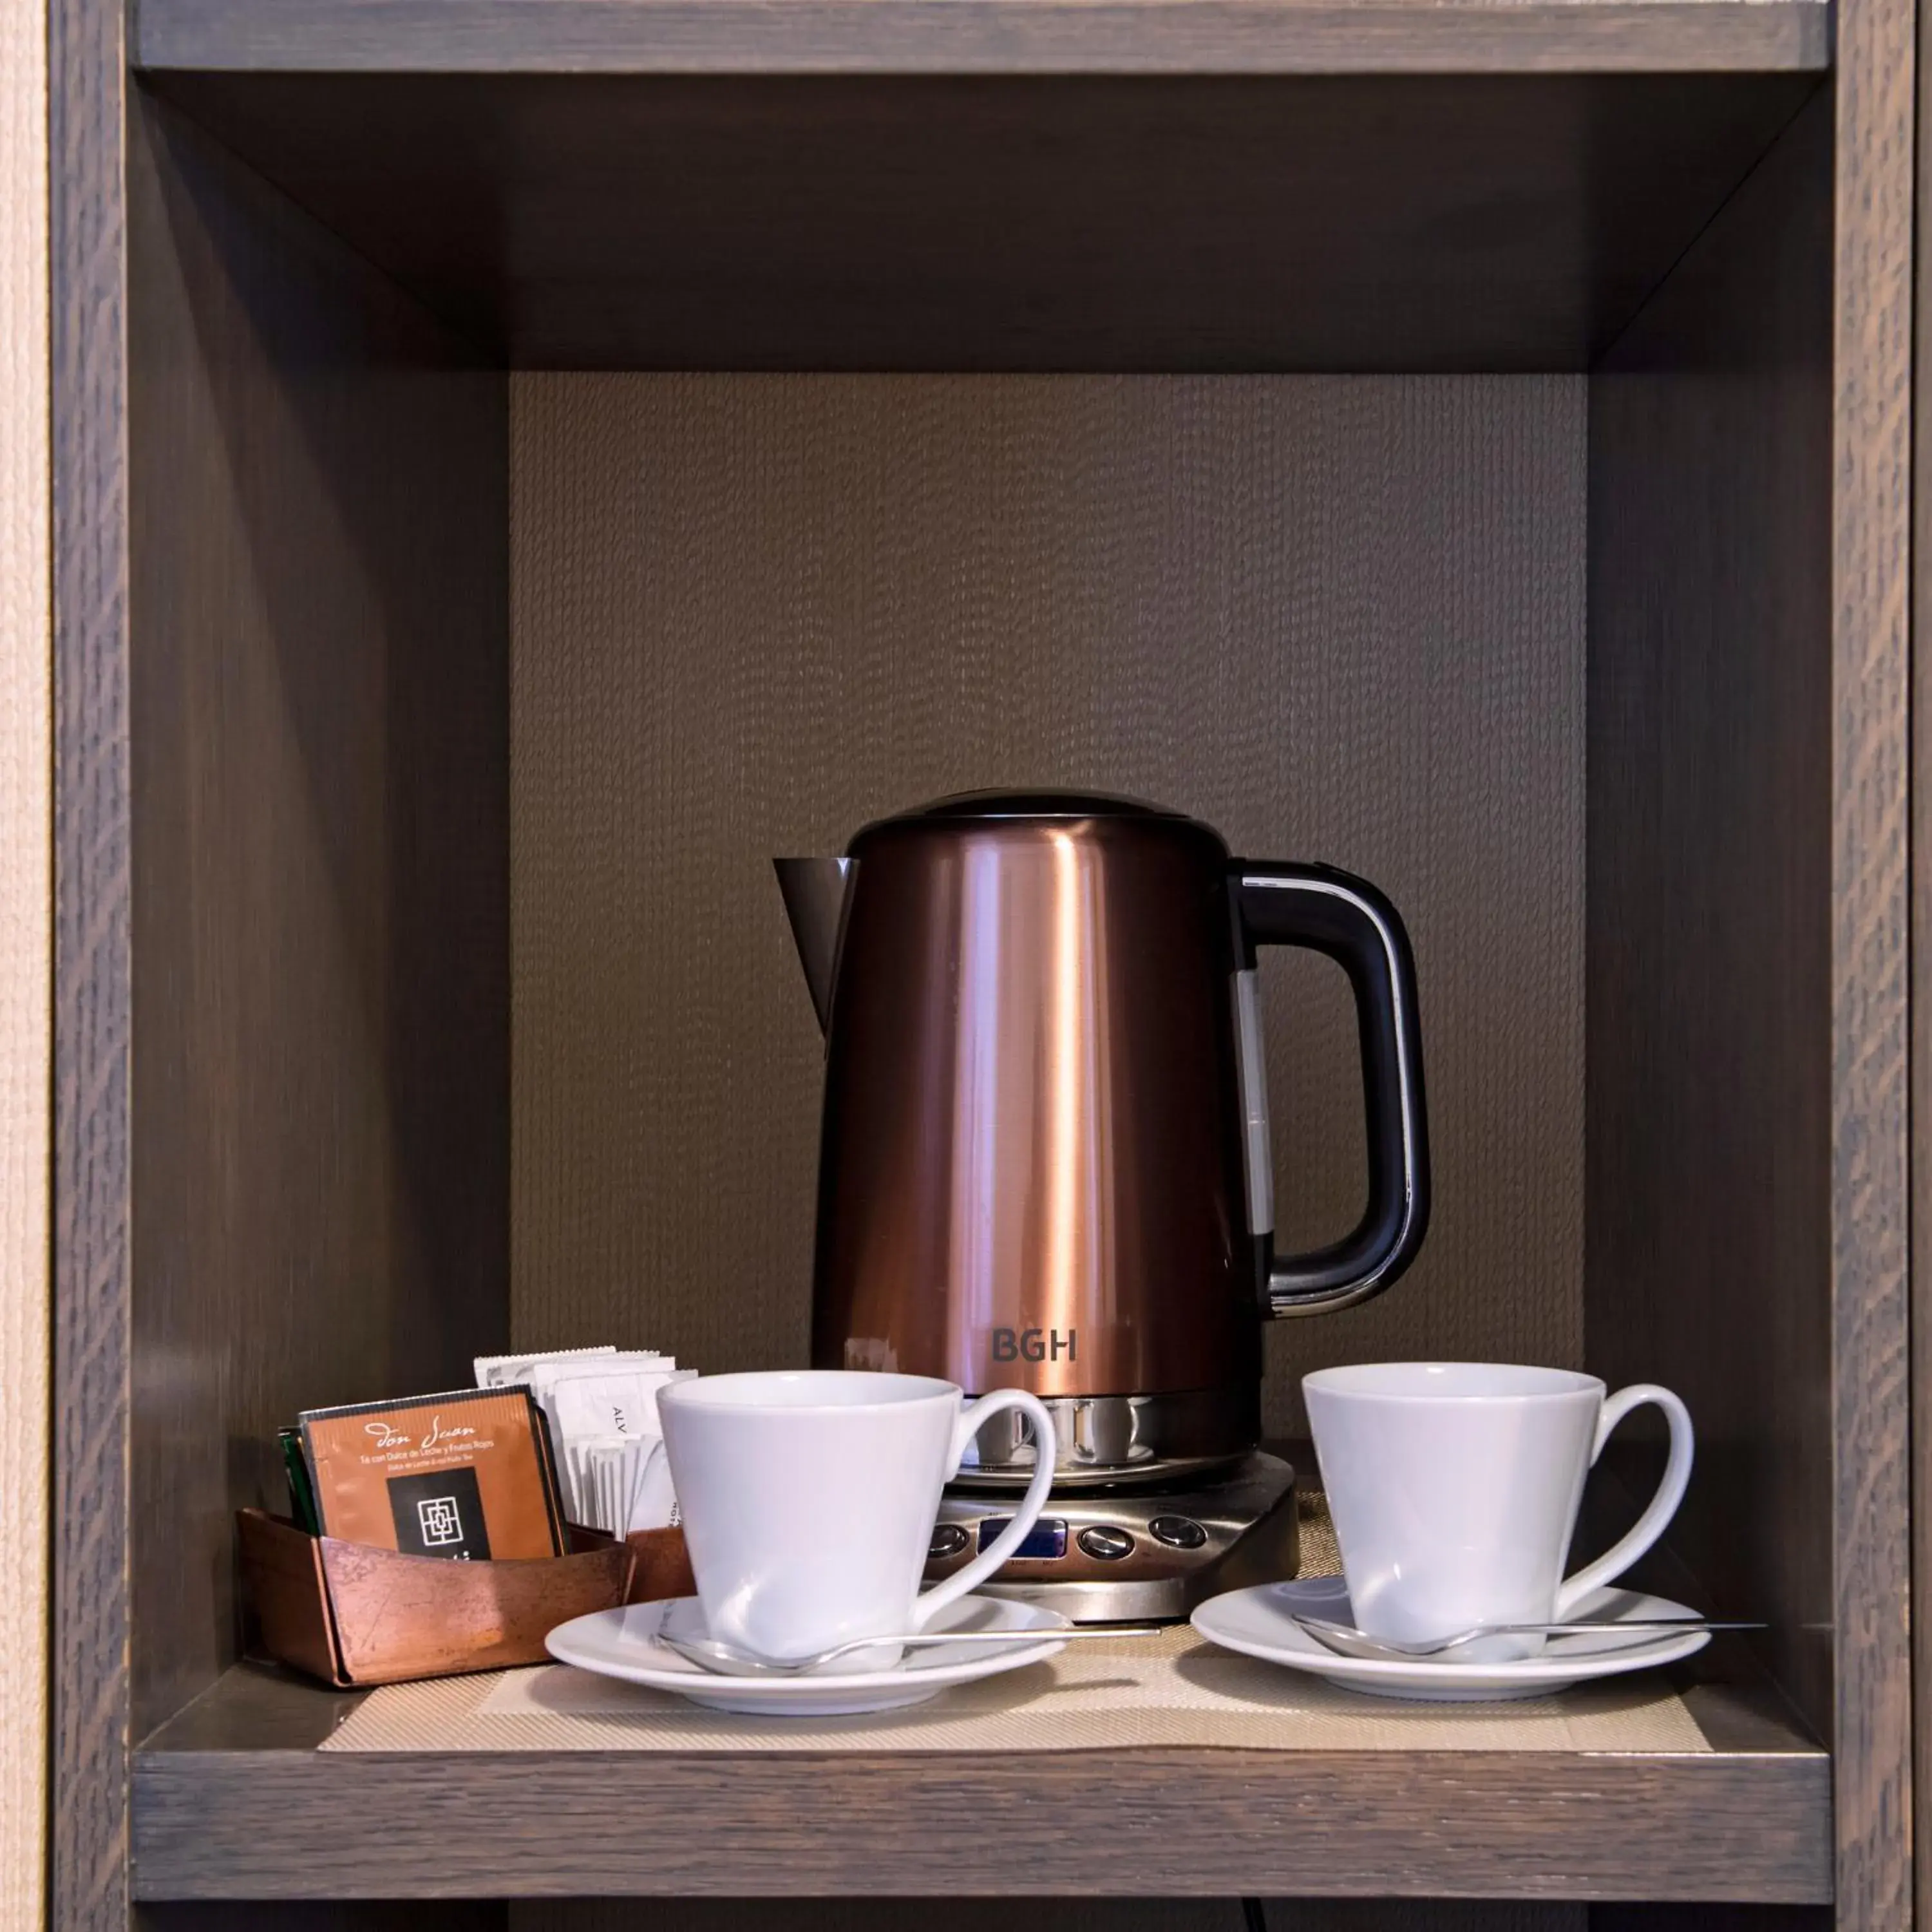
<box><xmin>924</xmin><ymin>1450</ymin><xmax>1298</xmax><ymax>1621</ymax></box>
<box><xmin>971</xmin><ymin>1517</ymin><xmax>1070</xmax><ymax>1560</ymax></box>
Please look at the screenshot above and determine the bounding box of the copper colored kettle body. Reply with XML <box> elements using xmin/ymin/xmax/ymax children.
<box><xmin>778</xmin><ymin>793</ymin><xmax>1429</xmax><ymax>1477</ymax></box>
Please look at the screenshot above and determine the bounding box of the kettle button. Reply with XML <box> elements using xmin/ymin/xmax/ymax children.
<box><xmin>928</xmin><ymin>1524</ymin><xmax>972</xmax><ymax>1560</ymax></box>
<box><xmin>1150</xmin><ymin>1514</ymin><xmax>1209</xmax><ymax>1550</ymax></box>
<box><xmin>1077</xmin><ymin>1524</ymin><xmax>1135</xmax><ymax>1562</ymax></box>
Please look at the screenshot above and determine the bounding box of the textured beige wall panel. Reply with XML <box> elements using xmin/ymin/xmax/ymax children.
<box><xmin>510</xmin><ymin>374</ymin><xmax>1584</xmax><ymax>1436</ymax></box>
<box><xmin>0</xmin><ymin>0</ymin><xmax>50</xmax><ymax>1921</ymax></box>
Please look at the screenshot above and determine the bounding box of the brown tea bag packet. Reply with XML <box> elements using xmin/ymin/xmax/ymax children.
<box><xmin>299</xmin><ymin>1387</ymin><xmax>562</xmax><ymax>1560</ymax></box>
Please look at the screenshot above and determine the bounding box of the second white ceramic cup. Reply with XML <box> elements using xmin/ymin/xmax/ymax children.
<box><xmin>658</xmin><ymin>1370</ymin><xmax>1056</xmax><ymax>1669</ymax></box>
<box><xmin>1303</xmin><ymin>1361</ymin><xmax>1694</xmax><ymax>1660</ymax></box>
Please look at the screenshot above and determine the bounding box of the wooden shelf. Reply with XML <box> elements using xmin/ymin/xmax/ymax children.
<box><xmin>138</xmin><ymin>62</ymin><xmax>1823</xmax><ymax>369</ymax></box>
<box><xmin>131</xmin><ymin>1660</ymin><xmax>1830</xmax><ymax>1902</ymax></box>
<box><xmin>136</xmin><ymin>0</ymin><xmax>1830</xmax><ymax>77</ymax></box>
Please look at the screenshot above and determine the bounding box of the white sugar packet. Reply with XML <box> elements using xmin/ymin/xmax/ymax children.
<box><xmin>527</xmin><ymin>1354</ymin><xmax>674</xmax><ymax>1414</ymax></box>
<box><xmin>473</xmin><ymin>1343</ymin><xmax>616</xmax><ymax>1388</ymax></box>
<box><xmin>564</xmin><ymin>1435</ymin><xmax>677</xmax><ymax>1533</ymax></box>
<box><xmin>562</xmin><ymin>1438</ymin><xmax>621</xmax><ymax>1531</ymax></box>
<box><xmin>497</xmin><ymin>1349</ymin><xmax>696</xmax><ymax>1533</ymax></box>
<box><xmin>543</xmin><ymin>1365</ymin><xmax>694</xmax><ymax>1444</ymax></box>
<box><xmin>630</xmin><ymin>1438</ymin><xmax>679</xmax><ymax>1530</ymax></box>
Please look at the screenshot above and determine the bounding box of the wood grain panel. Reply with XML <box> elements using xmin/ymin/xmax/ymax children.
<box><xmin>1828</xmin><ymin>0</ymin><xmax>1917</xmax><ymax>1916</ymax></box>
<box><xmin>0</xmin><ymin>0</ymin><xmax>50</xmax><ymax>1922</ymax></box>
<box><xmin>1587</xmin><ymin>82</ymin><xmax>1835</xmax><ymax>1751</ymax></box>
<box><xmin>1915</xmin><ymin>0</ymin><xmax>1932</xmax><ymax>1915</ymax></box>
<box><xmin>1590</xmin><ymin>25</ymin><xmax>1917</xmax><ymax>1918</ymax></box>
<box><xmin>510</xmin><ymin>375</ymin><xmax>1586</xmax><ymax>1436</ymax></box>
<box><xmin>138</xmin><ymin>71</ymin><xmax>1819</xmax><ymax>372</ymax></box>
<box><xmin>518</xmin><ymin>1904</ymin><xmax>1583</xmax><ymax>1932</ymax></box>
<box><xmin>126</xmin><ymin>88</ymin><xmax>511</xmax><ymax>1745</ymax></box>
<box><xmin>133</xmin><ymin>0</ymin><xmax>1830</xmax><ymax>75</ymax></box>
<box><xmin>130</xmin><ymin>1698</ymin><xmax>1829</xmax><ymax>1901</ymax></box>
<box><xmin>1824</xmin><ymin>0</ymin><xmax>1917</xmax><ymax>1917</ymax></box>
<box><xmin>51</xmin><ymin>0</ymin><xmax>133</xmax><ymax>1915</ymax></box>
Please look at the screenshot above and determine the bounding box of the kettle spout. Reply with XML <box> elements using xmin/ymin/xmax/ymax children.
<box><xmin>773</xmin><ymin>857</ymin><xmax>857</xmax><ymax>1035</ymax></box>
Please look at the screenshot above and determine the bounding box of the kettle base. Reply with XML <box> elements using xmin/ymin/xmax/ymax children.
<box><xmin>945</xmin><ymin>1387</ymin><xmax>1260</xmax><ymax>1491</ymax></box>
<box><xmin>925</xmin><ymin>1450</ymin><xmax>1298</xmax><ymax>1624</ymax></box>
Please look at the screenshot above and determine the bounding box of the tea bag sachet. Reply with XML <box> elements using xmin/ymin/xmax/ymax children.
<box><xmin>299</xmin><ymin>1387</ymin><xmax>564</xmax><ymax>1560</ymax></box>
<box><xmin>484</xmin><ymin>1347</ymin><xmax>693</xmax><ymax>1535</ymax></box>
<box><xmin>473</xmin><ymin>1343</ymin><xmax>616</xmax><ymax>1388</ymax></box>
<box><xmin>542</xmin><ymin>1363</ymin><xmax>694</xmax><ymax>1444</ymax></box>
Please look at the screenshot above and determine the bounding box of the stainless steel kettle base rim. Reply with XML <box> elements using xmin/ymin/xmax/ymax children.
<box><xmin>971</xmin><ymin>1575</ymin><xmax>1215</xmax><ymax>1622</ymax></box>
<box><xmin>948</xmin><ymin>1388</ymin><xmax>1260</xmax><ymax>1487</ymax></box>
<box><xmin>947</xmin><ymin>1450</ymin><xmax>1250</xmax><ymax>1493</ymax></box>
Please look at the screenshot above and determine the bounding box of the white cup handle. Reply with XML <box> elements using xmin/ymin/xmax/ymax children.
<box><xmin>1553</xmin><ymin>1382</ymin><xmax>1695</xmax><ymax>1620</ymax></box>
<box><xmin>911</xmin><ymin>1390</ymin><xmax>1058</xmax><ymax>1631</ymax></box>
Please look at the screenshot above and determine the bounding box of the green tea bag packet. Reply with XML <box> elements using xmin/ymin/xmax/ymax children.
<box><xmin>279</xmin><ymin>1427</ymin><xmax>319</xmax><ymax>1533</ymax></box>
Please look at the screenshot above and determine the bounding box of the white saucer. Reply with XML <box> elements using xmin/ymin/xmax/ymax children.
<box><xmin>545</xmin><ymin>1593</ymin><xmax>1074</xmax><ymax>1715</ymax></box>
<box><xmin>1191</xmin><ymin>1577</ymin><xmax>1712</xmax><ymax>1701</ymax></box>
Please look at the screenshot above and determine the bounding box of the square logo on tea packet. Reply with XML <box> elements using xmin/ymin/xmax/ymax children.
<box><xmin>388</xmin><ymin>1465</ymin><xmax>491</xmax><ymax>1560</ymax></box>
<box><xmin>417</xmin><ymin>1495</ymin><xmax>464</xmax><ymax>1546</ymax></box>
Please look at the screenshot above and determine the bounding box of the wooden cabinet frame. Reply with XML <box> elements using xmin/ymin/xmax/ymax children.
<box><xmin>41</xmin><ymin>0</ymin><xmax>1918</xmax><ymax>1923</ymax></box>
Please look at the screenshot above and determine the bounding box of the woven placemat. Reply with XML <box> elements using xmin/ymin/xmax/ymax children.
<box><xmin>320</xmin><ymin>1623</ymin><xmax>1708</xmax><ymax>1754</ymax></box>
<box><xmin>319</xmin><ymin>1496</ymin><xmax>1707</xmax><ymax>1756</ymax></box>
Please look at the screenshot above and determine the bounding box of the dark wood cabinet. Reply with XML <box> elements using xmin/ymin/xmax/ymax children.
<box><xmin>44</xmin><ymin>0</ymin><xmax>1915</xmax><ymax>1924</ymax></box>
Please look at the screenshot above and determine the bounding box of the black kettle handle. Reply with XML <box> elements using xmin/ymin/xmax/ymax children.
<box><xmin>1230</xmin><ymin>862</ymin><xmax>1430</xmax><ymax>1316</ymax></box>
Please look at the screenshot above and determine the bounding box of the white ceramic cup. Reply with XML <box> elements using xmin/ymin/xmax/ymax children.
<box><xmin>1303</xmin><ymin>1362</ymin><xmax>1694</xmax><ymax>1660</ymax></box>
<box><xmin>657</xmin><ymin>1370</ymin><xmax>1056</xmax><ymax>1669</ymax></box>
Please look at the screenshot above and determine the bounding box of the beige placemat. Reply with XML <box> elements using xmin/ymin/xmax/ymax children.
<box><xmin>1294</xmin><ymin>1493</ymin><xmax>1340</xmax><ymax>1578</ymax></box>
<box><xmin>320</xmin><ymin>1620</ymin><xmax>1710</xmax><ymax>1756</ymax></box>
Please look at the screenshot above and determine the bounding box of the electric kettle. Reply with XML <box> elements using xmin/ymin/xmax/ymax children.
<box><xmin>777</xmin><ymin>791</ymin><xmax>1429</xmax><ymax>1482</ymax></box>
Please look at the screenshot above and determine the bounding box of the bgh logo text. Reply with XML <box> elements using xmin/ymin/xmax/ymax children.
<box><xmin>990</xmin><ymin>1327</ymin><xmax>1077</xmax><ymax>1363</ymax></box>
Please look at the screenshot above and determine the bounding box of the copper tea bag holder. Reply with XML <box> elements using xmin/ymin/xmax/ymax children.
<box><xmin>237</xmin><ymin>1508</ymin><xmax>694</xmax><ymax>1687</ymax></box>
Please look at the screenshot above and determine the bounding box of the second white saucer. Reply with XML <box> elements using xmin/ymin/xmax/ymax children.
<box><xmin>1191</xmin><ymin>1576</ymin><xmax>1712</xmax><ymax>1700</ymax></box>
<box><xmin>546</xmin><ymin>1592</ymin><xmax>1072</xmax><ymax>1716</ymax></box>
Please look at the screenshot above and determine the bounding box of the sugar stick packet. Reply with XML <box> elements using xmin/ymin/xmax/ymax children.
<box><xmin>477</xmin><ymin>1347</ymin><xmax>694</xmax><ymax>1534</ymax></box>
